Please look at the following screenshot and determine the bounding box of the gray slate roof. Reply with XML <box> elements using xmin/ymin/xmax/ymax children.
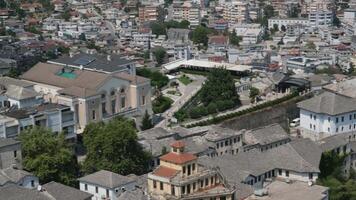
<box><xmin>318</xmin><ymin>134</ymin><xmax>349</xmax><ymax>152</ymax></box>
<box><xmin>0</xmin><ymin>185</ymin><xmax>49</xmax><ymax>200</ymax></box>
<box><xmin>5</xmin><ymin>85</ymin><xmax>39</xmax><ymax>100</ymax></box>
<box><xmin>0</xmin><ymin>138</ymin><xmax>20</xmax><ymax>149</ymax></box>
<box><xmin>78</xmin><ymin>170</ymin><xmax>135</xmax><ymax>189</ymax></box>
<box><xmin>43</xmin><ymin>181</ymin><xmax>93</xmax><ymax>200</ymax></box>
<box><xmin>199</xmin><ymin>139</ymin><xmax>321</xmax><ymax>185</ymax></box>
<box><xmin>244</xmin><ymin>123</ymin><xmax>290</xmax><ymax>145</ymax></box>
<box><xmin>51</xmin><ymin>53</ymin><xmax>134</xmax><ymax>73</ymax></box>
<box><xmin>0</xmin><ymin>167</ymin><xmax>32</xmax><ymax>186</ymax></box>
<box><xmin>297</xmin><ymin>91</ymin><xmax>356</xmax><ymax>115</ymax></box>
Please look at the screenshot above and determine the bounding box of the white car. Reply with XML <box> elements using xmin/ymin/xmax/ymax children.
<box><xmin>290</xmin><ymin>118</ymin><xmax>300</xmax><ymax>127</ymax></box>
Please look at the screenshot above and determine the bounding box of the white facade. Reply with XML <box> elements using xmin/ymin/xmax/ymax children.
<box><xmin>268</xmin><ymin>18</ymin><xmax>309</xmax><ymax>30</ymax></box>
<box><xmin>79</xmin><ymin>181</ymin><xmax>136</xmax><ymax>200</ymax></box>
<box><xmin>300</xmin><ymin>109</ymin><xmax>356</xmax><ymax>135</ymax></box>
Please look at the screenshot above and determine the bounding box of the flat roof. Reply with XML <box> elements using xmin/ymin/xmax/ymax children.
<box><xmin>162</xmin><ymin>59</ymin><xmax>252</xmax><ymax>72</ymax></box>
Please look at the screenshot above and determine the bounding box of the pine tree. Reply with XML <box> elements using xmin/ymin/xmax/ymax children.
<box><xmin>141</xmin><ymin>110</ymin><xmax>153</xmax><ymax>130</ymax></box>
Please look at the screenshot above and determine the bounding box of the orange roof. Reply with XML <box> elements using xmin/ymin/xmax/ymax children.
<box><xmin>152</xmin><ymin>166</ymin><xmax>179</xmax><ymax>178</ymax></box>
<box><xmin>160</xmin><ymin>152</ymin><xmax>197</xmax><ymax>164</ymax></box>
<box><xmin>171</xmin><ymin>140</ymin><xmax>185</xmax><ymax>148</ymax></box>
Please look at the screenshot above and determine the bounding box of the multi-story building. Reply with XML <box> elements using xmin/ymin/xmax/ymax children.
<box><xmin>173</xmin><ymin>1</ymin><xmax>201</xmax><ymax>27</ymax></box>
<box><xmin>138</xmin><ymin>6</ymin><xmax>159</xmax><ymax>24</ymax></box>
<box><xmin>147</xmin><ymin>141</ymin><xmax>236</xmax><ymax>199</ymax></box>
<box><xmin>20</xmin><ymin>61</ymin><xmax>151</xmax><ymax>133</ymax></box>
<box><xmin>0</xmin><ymin>103</ymin><xmax>76</xmax><ymax>140</ymax></box>
<box><xmin>268</xmin><ymin>18</ymin><xmax>309</xmax><ymax>30</ymax></box>
<box><xmin>297</xmin><ymin>91</ymin><xmax>356</xmax><ymax>137</ymax></box>
<box><xmin>222</xmin><ymin>1</ymin><xmax>248</xmax><ymax>24</ymax></box>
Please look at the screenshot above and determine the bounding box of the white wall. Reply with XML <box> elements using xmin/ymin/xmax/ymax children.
<box><xmin>79</xmin><ymin>181</ymin><xmax>136</xmax><ymax>200</ymax></box>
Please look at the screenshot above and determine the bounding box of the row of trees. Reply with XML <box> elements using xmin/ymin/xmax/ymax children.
<box><xmin>20</xmin><ymin>117</ymin><xmax>152</xmax><ymax>187</ymax></box>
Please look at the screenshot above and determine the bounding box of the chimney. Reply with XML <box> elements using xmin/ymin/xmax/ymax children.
<box><xmin>107</xmin><ymin>55</ymin><xmax>111</xmax><ymax>61</ymax></box>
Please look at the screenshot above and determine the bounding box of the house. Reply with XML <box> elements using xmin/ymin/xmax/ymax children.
<box><xmin>0</xmin><ymin>182</ymin><xmax>92</xmax><ymax>200</ymax></box>
<box><xmin>78</xmin><ymin>170</ymin><xmax>137</xmax><ymax>200</ymax></box>
<box><xmin>0</xmin><ymin>58</ymin><xmax>17</xmax><ymax>75</ymax></box>
<box><xmin>0</xmin><ymin>138</ymin><xmax>21</xmax><ymax>169</ymax></box>
<box><xmin>0</xmin><ymin>166</ymin><xmax>39</xmax><ymax>189</ymax></box>
<box><xmin>243</xmin><ymin>124</ymin><xmax>291</xmax><ymax>152</ymax></box>
<box><xmin>147</xmin><ymin>141</ymin><xmax>236</xmax><ymax>199</ymax></box>
<box><xmin>297</xmin><ymin>91</ymin><xmax>356</xmax><ymax>137</ymax></box>
<box><xmin>0</xmin><ymin>103</ymin><xmax>76</xmax><ymax>140</ymax></box>
<box><xmin>20</xmin><ymin>62</ymin><xmax>152</xmax><ymax>133</ymax></box>
<box><xmin>208</xmin><ymin>35</ymin><xmax>229</xmax><ymax>54</ymax></box>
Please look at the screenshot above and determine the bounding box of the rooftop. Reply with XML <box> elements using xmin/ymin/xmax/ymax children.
<box><xmin>297</xmin><ymin>91</ymin><xmax>356</xmax><ymax>115</ymax></box>
<box><xmin>42</xmin><ymin>181</ymin><xmax>93</xmax><ymax>200</ymax></box>
<box><xmin>244</xmin><ymin>124</ymin><xmax>290</xmax><ymax>146</ymax></box>
<box><xmin>78</xmin><ymin>170</ymin><xmax>135</xmax><ymax>189</ymax></box>
<box><xmin>0</xmin><ymin>138</ymin><xmax>20</xmax><ymax>149</ymax></box>
<box><xmin>152</xmin><ymin>166</ymin><xmax>179</xmax><ymax>178</ymax></box>
<box><xmin>160</xmin><ymin>152</ymin><xmax>197</xmax><ymax>165</ymax></box>
<box><xmin>50</xmin><ymin>53</ymin><xmax>134</xmax><ymax>73</ymax></box>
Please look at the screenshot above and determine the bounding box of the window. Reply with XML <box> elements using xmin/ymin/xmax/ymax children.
<box><xmin>225</xmin><ymin>140</ymin><xmax>228</xmax><ymax>146</ymax></box>
<box><xmin>142</xmin><ymin>95</ymin><xmax>146</xmax><ymax>105</ymax></box>
<box><xmin>342</xmin><ymin>116</ymin><xmax>344</xmax><ymax>122</ymax></box>
<box><xmin>342</xmin><ymin>126</ymin><xmax>344</xmax><ymax>131</ymax></box>
<box><xmin>181</xmin><ymin>186</ymin><xmax>185</xmax><ymax>194</ymax></box>
<box><xmin>286</xmin><ymin>170</ymin><xmax>289</xmax><ymax>177</ymax></box>
<box><xmin>102</xmin><ymin>102</ymin><xmax>107</xmax><ymax>115</ymax></box>
<box><xmin>160</xmin><ymin>182</ymin><xmax>163</xmax><ymax>190</ymax></box>
<box><xmin>121</xmin><ymin>96</ymin><xmax>126</xmax><ymax>108</ymax></box>
<box><xmin>217</xmin><ymin>143</ymin><xmax>219</xmax><ymax>149</ymax></box>
<box><xmin>192</xmin><ymin>163</ymin><xmax>195</xmax><ymax>171</ymax></box>
<box><xmin>92</xmin><ymin>110</ymin><xmax>96</xmax><ymax>120</ymax></box>
<box><xmin>200</xmin><ymin>180</ymin><xmax>203</xmax><ymax>187</ymax></box>
<box><xmin>237</xmin><ymin>136</ymin><xmax>240</xmax><ymax>142</ymax></box>
<box><xmin>31</xmin><ymin>180</ymin><xmax>35</xmax><ymax>187</ymax></box>
<box><xmin>350</xmin><ymin>125</ymin><xmax>352</xmax><ymax>130</ymax></box>
<box><xmin>106</xmin><ymin>189</ymin><xmax>109</xmax><ymax>197</ymax></box>
<box><xmin>336</xmin><ymin>117</ymin><xmax>339</xmax><ymax>123</ymax></box>
<box><xmin>221</xmin><ymin>142</ymin><xmax>224</xmax><ymax>147</ymax></box>
<box><xmin>193</xmin><ymin>182</ymin><xmax>196</xmax><ymax>190</ymax></box>
<box><xmin>111</xmin><ymin>90</ymin><xmax>115</xmax><ymax>96</ymax></box>
<box><xmin>313</xmin><ymin>115</ymin><xmax>316</xmax><ymax>120</ymax></box>
<box><xmin>84</xmin><ymin>184</ymin><xmax>88</xmax><ymax>191</ymax></box>
<box><xmin>187</xmin><ymin>184</ymin><xmax>191</xmax><ymax>194</ymax></box>
<box><xmin>328</xmin><ymin>127</ymin><xmax>330</xmax><ymax>132</ymax></box>
<box><xmin>258</xmin><ymin>176</ymin><xmax>261</xmax><ymax>181</ymax></box>
<box><xmin>313</xmin><ymin>125</ymin><xmax>315</xmax><ymax>130</ymax></box>
<box><xmin>13</xmin><ymin>151</ymin><xmax>17</xmax><ymax>158</ymax></box>
<box><xmin>328</xmin><ymin>117</ymin><xmax>330</xmax><ymax>122</ymax></box>
<box><xmin>111</xmin><ymin>99</ymin><xmax>116</xmax><ymax>114</ymax></box>
<box><xmin>153</xmin><ymin>180</ymin><xmax>157</xmax><ymax>188</ymax></box>
<box><xmin>354</xmin><ymin>114</ymin><xmax>356</xmax><ymax>119</ymax></box>
<box><xmin>310</xmin><ymin>124</ymin><xmax>312</xmax><ymax>129</ymax></box>
<box><xmin>310</xmin><ymin>114</ymin><xmax>312</xmax><ymax>119</ymax></box>
<box><xmin>336</xmin><ymin>128</ymin><xmax>339</xmax><ymax>132</ymax></box>
<box><xmin>309</xmin><ymin>173</ymin><xmax>313</xmax><ymax>180</ymax></box>
<box><xmin>350</xmin><ymin>115</ymin><xmax>352</xmax><ymax>120</ymax></box>
<box><xmin>171</xmin><ymin>185</ymin><xmax>175</xmax><ymax>195</ymax></box>
<box><xmin>95</xmin><ymin>186</ymin><xmax>98</xmax><ymax>193</ymax></box>
<box><xmin>183</xmin><ymin>166</ymin><xmax>186</xmax><ymax>174</ymax></box>
<box><xmin>234</xmin><ymin>138</ymin><xmax>237</xmax><ymax>143</ymax></box>
<box><xmin>211</xmin><ymin>177</ymin><xmax>214</xmax><ymax>185</ymax></box>
<box><xmin>101</xmin><ymin>93</ymin><xmax>106</xmax><ymax>99</ymax></box>
<box><xmin>205</xmin><ymin>178</ymin><xmax>208</xmax><ymax>186</ymax></box>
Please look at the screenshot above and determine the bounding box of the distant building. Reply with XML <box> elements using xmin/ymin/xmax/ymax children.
<box><xmin>138</xmin><ymin>6</ymin><xmax>159</xmax><ymax>24</ymax></box>
<box><xmin>0</xmin><ymin>138</ymin><xmax>21</xmax><ymax>169</ymax></box>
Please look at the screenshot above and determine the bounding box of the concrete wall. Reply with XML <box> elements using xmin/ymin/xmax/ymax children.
<box><xmin>0</xmin><ymin>143</ymin><xmax>22</xmax><ymax>169</ymax></box>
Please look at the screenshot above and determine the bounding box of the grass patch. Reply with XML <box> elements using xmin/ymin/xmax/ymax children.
<box><xmin>178</xmin><ymin>74</ymin><xmax>192</xmax><ymax>85</ymax></box>
<box><xmin>153</xmin><ymin>96</ymin><xmax>173</xmax><ymax>114</ymax></box>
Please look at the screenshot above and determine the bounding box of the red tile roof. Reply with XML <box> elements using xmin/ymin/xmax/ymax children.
<box><xmin>209</xmin><ymin>35</ymin><xmax>228</xmax><ymax>45</ymax></box>
<box><xmin>160</xmin><ymin>152</ymin><xmax>197</xmax><ymax>164</ymax></box>
<box><xmin>171</xmin><ymin>140</ymin><xmax>185</xmax><ymax>148</ymax></box>
<box><xmin>152</xmin><ymin>166</ymin><xmax>179</xmax><ymax>178</ymax></box>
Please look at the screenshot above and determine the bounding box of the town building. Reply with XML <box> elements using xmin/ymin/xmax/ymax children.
<box><xmin>138</xmin><ymin>6</ymin><xmax>159</xmax><ymax>24</ymax></box>
<box><xmin>78</xmin><ymin>170</ymin><xmax>137</xmax><ymax>200</ymax></box>
<box><xmin>0</xmin><ymin>138</ymin><xmax>21</xmax><ymax>169</ymax></box>
<box><xmin>20</xmin><ymin>62</ymin><xmax>152</xmax><ymax>133</ymax></box>
<box><xmin>147</xmin><ymin>141</ymin><xmax>236</xmax><ymax>199</ymax></box>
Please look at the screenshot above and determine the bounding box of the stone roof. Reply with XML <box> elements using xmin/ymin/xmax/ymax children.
<box><xmin>5</xmin><ymin>85</ymin><xmax>39</xmax><ymax>100</ymax></box>
<box><xmin>78</xmin><ymin>170</ymin><xmax>135</xmax><ymax>189</ymax></box>
<box><xmin>0</xmin><ymin>138</ymin><xmax>20</xmax><ymax>149</ymax></box>
<box><xmin>0</xmin><ymin>185</ymin><xmax>49</xmax><ymax>200</ymax></box>
<box><xmin>318</xmin><ymin>134</ymin><xmax>349</xmax><ymax>152</ymax></box>
<box><xmin>297</xmin><ymin>91</ymin><xmax>356</xmax><ymax>115</ymax></box>
<box><xmin>0</xmin><ymin>77</ymin><xmax>33</xmax><ymax>88</ymax></box>
<box><xmin>323</xmin><ymin>78</ymin><xmax>356</xmax><ymax>98</ymax></box>
<box><xmin>244</xmin><ymin>124</ymin><xmax>290</xmax><ymax>146</ymax></box>
<box><xmin>43</xmin><ymin>181</ymin><xmax>93</xmax><ymax>200</ymax></box>
<box><xmin>204</xmin><ymin>125</ymin><xmax>242</xmax><ymax>142</ymax></box>
<box><xmin>199</xmin><ymin>139</ymin><xmax>322</xmax><ymax>185</ymax></box>
<box><xmin>0</xmin><ymin>167</ymin><xmax>33</xmax><ymax>186</ymax></box>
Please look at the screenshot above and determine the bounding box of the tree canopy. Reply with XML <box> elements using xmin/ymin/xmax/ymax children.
<box><xmin>20</xmin><ymin>127</ymin><xmax>79</xmax><ymax>187</ymax></box>
<box><xmin>191</xmin><ymin>25</ymin><xmax>211</xmax><ymax>48</ymax></box>
<box><xmin>82</xmin><ymin>117</ymin><xmax>151</xmax><ymax>175</ymax></box>
<box><xmin>136</xmin><ymin>68</ymin><xmax>169</xmax><ymax>89</ymax></box>
<box><xmin>141</xmin><ymin>110</ymin><xmax>153</xmax><ymax>130</ymax></box>
<box><xmin>200</xmin><ymin>68</ymin><xmax>239</xmax><ymax>106</ymax></box>
<box><xmin>153</xmin><ymin>47</ymin><xmax>166</xmax><ymax>66</ymax></box>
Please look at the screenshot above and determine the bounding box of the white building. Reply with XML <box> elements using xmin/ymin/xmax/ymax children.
<box><xmin>234</xmin><ymin>24</ymin><xmax>263</xmax><ymax>45</ymax></box>
<box><xmin>309</xmin><ymin>10</ymin><xmax>333</xmax><ymax>27</ymax></box>
<box><xmin>268</xmin><ymin>18</ymin><xmax>309</xmax><ymax>30</ymax></box>
<box><xmin>78</xmin><ymin>170</ymin><xmax>137</xmax><ymax>200</ymax></box>
<box><xmin>297</xmin><ymin>91</ymin><xmax>356</xmax><ymax>135</ymax></box>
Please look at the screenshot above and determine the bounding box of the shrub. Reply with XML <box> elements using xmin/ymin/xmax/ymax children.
<box><xmin>153</xmin><ymin>96</ymin><xmax>173</xmax><ymax>114</ymax></box>
<box><xmin>207</xmin><ymin>103</ymin><xmax>218</xmax><ymax>114</ymax></box>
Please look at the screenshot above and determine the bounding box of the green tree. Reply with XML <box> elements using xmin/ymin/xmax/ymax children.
<box><xmin>199</xmin><ymin>68</ymin><xmax>239</xmax><ymax>106</ymax></box>
<box><xmin>249</xmin><ymin>87</ymin><xmax>260</xmax><ymax>103</ymax></box>
<box><xmin>82</xmin><ymin>117</ymin><xmax>151</xmax><ymax>175</ymax></box>
<box><xmin>191</xmin><ymin>25</ymin><xmax>210</xmax><ymax>48</ymax></box>
<box><xmin>230</xmin><ymin>30</ymin><xmax>242</xmax><ymax>46</ymax></box>
<box><xmin>306</xmin><ymin>41</ymin><xmax>316</xmax><ymax>50</ymax></box>
<box><xmin>136</xmin><ymin>68</ymin><xmax>169</xmax><ymax>88</ymax></box>
<box><xmin>6</xmin><ymin>67</ymin><xmax>20</xmax><ymax>78</ymax></box>
<box><xmin>150</xmin><ymin>22</ymin><xmax>166</xmax><ymax>36</ymax></box>
<box><xmin>333</xmin><ymin>15</ymin><xmax>341</xmax><ymax>27</ymax></box>
<box><xmin>281</xmin><ymin>25</ymin><xmax>286</xmax><ymax>32</ymax></box>
<box><xmin>141</xmin><ymin>110</ymin><xmax>153</xmax><ymax>130</ymax></box>
<box><xmin>20</xmin><ymin>127</ymin><xmax>79</xmax><ymax>186</ymax></box>
<box><xmin>153</xmin><ymin>47</ymin><xmax>166</xmax><ymax>66</ymax></box>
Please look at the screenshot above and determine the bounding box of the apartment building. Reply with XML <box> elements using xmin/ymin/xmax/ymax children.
<box><xmin>147</xmin><ymin>141</ymin><xmax>236</xmax><ymax>199</ymax></box>
<box><xmin>173</xmin><ymin>1</ymin><xmax>201</xmax><ymax>27</ymax></box>
<box><xmin>222</xmin><ymin>1</ymin><xmax>248</xmax><ymax>24</ymax></box>
<box><xmin>138</xmin><ymin>6</ymin><xmax>159</xmax><ymax>24</ymax></box>
<box><xmin>268</xmin><ymin>18</ymin><xmax>309</xmax><ymax>30</ymax></box>
<box><xmin>20</xmin><ymin>62</ymin><xmax>151</xmax><ymax>133</ymax></box>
